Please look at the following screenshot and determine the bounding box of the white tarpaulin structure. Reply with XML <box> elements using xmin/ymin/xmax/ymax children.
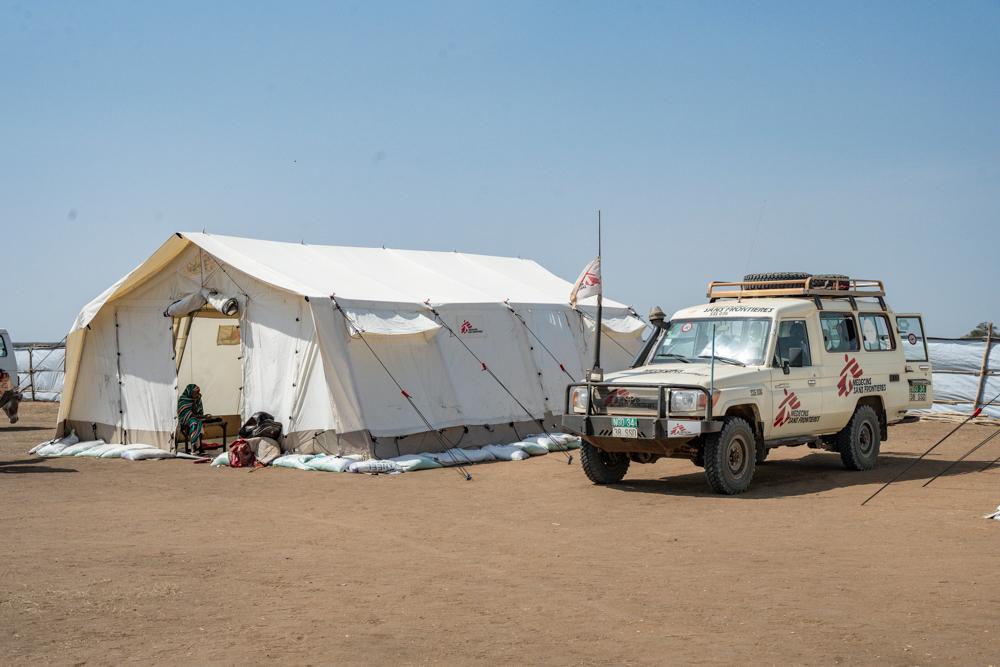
<box><xmin>916</xmin><ymin>337</ymin><xmax>1000</xmax><ymax>419</ymax></box>
<box><xmin>58</xmin><ymin>233</ymin><xmax>645</xmax><ymax>455</ymax></box>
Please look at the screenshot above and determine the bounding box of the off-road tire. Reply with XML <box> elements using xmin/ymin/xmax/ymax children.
<box><xmin>703</xmin><ymin>417</ymin><xmax>757</xmax><ymax>495</ymax></box>
<box><xmin>810</xmin><ymin>273</ymin><xmax>851</xmax><ymax>290</ymax></box>
<box><xmin>837</xmin><ymin>405</ymin><xmax>881</xmax><ymax>471</ymax></box>
<box><xmin>580</xmin><ymin>442</ymin><xmax>630</xmax><ymax>484</ymax></box>
<box><xmin>743</xmin><ymin>272</ymin><xmax>812</xmax><ymax>290</ymax></box>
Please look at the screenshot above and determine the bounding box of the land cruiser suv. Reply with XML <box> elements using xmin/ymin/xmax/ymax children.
<box><xmin>561</xmin><ymin>274</ymin><xmax>933</xmax><ymax>494</ymax></box>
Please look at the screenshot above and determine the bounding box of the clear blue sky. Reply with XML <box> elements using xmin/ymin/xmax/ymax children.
<box><xmin>3</xmin><ymin>1</ymin><xmax>998</xmax><ymax>340</ymax></box>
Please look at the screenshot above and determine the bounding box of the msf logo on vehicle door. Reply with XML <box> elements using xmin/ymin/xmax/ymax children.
<box><xmin>773</xmin><ymin>389</ymin><xmax>801</xmax><ymax>428</ymax></box>
<box><xmin>838</xmin><ymin>355</ymin><xmax>864</xmax><ymax>397</ymax></box>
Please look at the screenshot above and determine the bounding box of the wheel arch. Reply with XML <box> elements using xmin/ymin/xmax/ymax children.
<box><xmin>855</xmin><ymin>396</ymin><xmax>887</xmax><ymax>440</ymax></box>
<box><xmin>724</xmin><ymin>403</ymin><xmax>763</xmax><ymax>440</ymax></box>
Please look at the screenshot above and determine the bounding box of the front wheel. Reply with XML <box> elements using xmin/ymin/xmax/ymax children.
<box><xmin>703</xmin><ymin>417</ymin><xmax>757</xmax><ymax>495</ymax></box>
<box><xmin>580</xmin><ymin>442</ymin><xmax>630</xmax><ymax>484</ymax></box>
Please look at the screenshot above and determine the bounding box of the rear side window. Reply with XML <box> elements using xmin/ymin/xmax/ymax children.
<box><xmin>820</xmin><ymin>313</ymin><xmax>859</xmax><ymax>352</ymax></box>
<box><xmin>0</xmin><ymin>336</ymin><xmax>6</xmax><ymax>357</ymax></box>
<box><xmin>896</xmin><ymin>316</ymin><xmax>928</xmax><ymax>362</ymax></box>
<box><xmin>860</xmin><ymin>314</ymin><xmax>896</xmax><ymax>351</ymax></box>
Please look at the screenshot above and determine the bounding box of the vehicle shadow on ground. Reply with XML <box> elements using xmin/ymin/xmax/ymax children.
<box><xmin>0</xmin><ymin>458</ymin><xmax>77</xmax><ymax>474</ymax></box>
<box><xmin>607</xmin><ymin>452</ymin><xmax>994</xmax><ymax>499</ymax></box>
<box><xmin>1</xmin><ymin>425</ymin><xmax>51</xmax><ymax>433</ymax></box>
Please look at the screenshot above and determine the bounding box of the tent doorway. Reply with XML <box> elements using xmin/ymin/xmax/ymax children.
<box><xmin>173</xmin><ymin>311</ymin><xmax>243</xmax><ymax>449</ymax></box>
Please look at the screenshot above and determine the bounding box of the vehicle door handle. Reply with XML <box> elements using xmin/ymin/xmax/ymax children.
<box><xmin>918</xmin><ymin>364</ymin><xmax>930</xmax><ymax>371</ymax></box>
<box><xmin>807</xmin><ymin>379</ymin><xmax>817</xmax><ymax>386</ymax></box>
<box><xmin>774</xmin><ymin>382</ymin><xmax>789</xmax><ymax>389</ymax></box>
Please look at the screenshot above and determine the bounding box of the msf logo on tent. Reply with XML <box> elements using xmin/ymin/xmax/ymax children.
<box><xmin>773</xmin><ymin>388</ymin><xmax>801</xmax><ymax>428</ymax></box>
<box><xmin>838</xmin><ymin>355</ymin><xmax>864</xmax><ymax>397</ymax></box>
<box><xmin>459</xmin><ymin>320</ymin><xmax>484</xmax><ymax>335</ymax></box>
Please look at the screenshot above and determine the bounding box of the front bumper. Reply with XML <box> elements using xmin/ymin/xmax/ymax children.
<box><xmin>561</xmin><ymin>414</ymin><xmax>723</xmax><ymax>439</ymax></box>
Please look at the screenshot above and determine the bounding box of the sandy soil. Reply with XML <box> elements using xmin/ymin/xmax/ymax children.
<box><xmin>2</xmin><ymin>402</ymin><xmax>999</xmax><ymax>666</ymax></box>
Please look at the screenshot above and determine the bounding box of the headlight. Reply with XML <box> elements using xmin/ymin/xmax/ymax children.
<box><xmin>669</xmin><ymin>390</ymin><xmax>719</xmax><ymax>413</ymax></box>
<box><xmin>570</xmin><ymin>387</ymin><xmax>590</xmax><ymax>414</ymax></box>
<box><xmin>670</xmin><ymin>390</ymin><xmax>701</xmax><ymax>412</ymax></box>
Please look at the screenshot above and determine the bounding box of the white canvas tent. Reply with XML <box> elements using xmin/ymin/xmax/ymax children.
<box><xmin>58</xmin><ymin>233</ymin><xmax>645</xmax><ymax>455</ymax></box>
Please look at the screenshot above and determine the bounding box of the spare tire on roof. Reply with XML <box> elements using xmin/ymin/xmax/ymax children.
<box><xmin>742</xmin><ymin>272</ymin><xmax>811</xmax><ymax>290</ymax></box>
<box><xmin>809</xmin><ymin>274</ymin><xmax>851</xmax><ymax>290</ymax></box>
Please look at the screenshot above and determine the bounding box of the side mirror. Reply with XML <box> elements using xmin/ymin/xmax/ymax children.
<box><xmin>788</xmin><ymin>347</ymin><xmax>804</xmax><ymax>368</ymax></box>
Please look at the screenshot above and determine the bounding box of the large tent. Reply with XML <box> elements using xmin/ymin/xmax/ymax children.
<box><xmin>58</xmin><ymin>233</ymin><xmax>645</xmax><ymax>456</ymax></box>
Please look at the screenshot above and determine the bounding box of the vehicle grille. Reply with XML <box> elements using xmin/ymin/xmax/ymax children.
<box><xmin>590</xmin><ymin>385</ymin><xmax>660</xmax><ymax>416</ymax></box>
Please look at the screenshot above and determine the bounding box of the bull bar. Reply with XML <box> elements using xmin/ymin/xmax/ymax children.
<box><xmin>561</xmin><ymin>382</ymin><xmax>724</xmax><ymax>440</ymax></box>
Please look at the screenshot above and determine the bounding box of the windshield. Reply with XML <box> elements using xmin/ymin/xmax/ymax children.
<box><xmin>650</xmin><ymin>318</ymin><xmax>771</xmax><ymax>366</ymax></box>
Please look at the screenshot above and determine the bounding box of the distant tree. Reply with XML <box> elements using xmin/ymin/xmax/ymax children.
<box><xmin>962</xmin><ymin>322</ymin><xmax>998</xmax><ymax>339</ymax></box>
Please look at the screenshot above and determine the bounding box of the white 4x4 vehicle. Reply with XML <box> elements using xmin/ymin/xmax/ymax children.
<box><xmin>562</xmin><ymin>274</ymin><xmax>933</xmax><ymax>495</ymax></box>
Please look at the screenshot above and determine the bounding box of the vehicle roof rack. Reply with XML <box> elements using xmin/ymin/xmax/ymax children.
<box><xmin>707</xmin><ymin>277</ymin><xmax>887</xmax><ymax>311</ymax></box>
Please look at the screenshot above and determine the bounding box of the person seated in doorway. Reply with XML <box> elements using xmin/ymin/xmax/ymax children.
<box><xmin>177</xmin><ymin>383</ymin><xmax>210</xmax><ymax>454</ymax></box>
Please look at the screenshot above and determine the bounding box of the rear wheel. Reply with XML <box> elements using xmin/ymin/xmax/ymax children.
<box><xmin>580</xmin><ymin>442</ymin><xmax>630</xmax><ymax>484</ymax></box>
<box><xmin>838</xmin><ymin>405</ymin><xmax>881</xmax><ymax>471</ymax></box>
<box><xmin>703</xmin><ymin>417</ymin><xmax>756</xmax><ymax>495</ymax></box>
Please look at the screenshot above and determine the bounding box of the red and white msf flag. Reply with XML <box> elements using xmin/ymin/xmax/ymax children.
<box><xmin>569</xmin><ymin>257</ymin><xmax>602</xmax><ymax>307</ymax></box>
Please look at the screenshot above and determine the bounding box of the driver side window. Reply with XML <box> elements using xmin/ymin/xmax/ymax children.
<box><xmin>774</xmin><ymin>320</ymin><xmax>812</xmax><ymax>368</ymax></box>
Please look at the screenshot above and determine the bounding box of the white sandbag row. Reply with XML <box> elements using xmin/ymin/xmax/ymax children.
<box><xmin>28</xmin><ymin>433</ymin><xmax>175</xmax><ymax>461</ymax></box>
<box><xmin>229</xmin><ymin>433</ymin><xmax>582</xmax><ymax>475</ymax></box>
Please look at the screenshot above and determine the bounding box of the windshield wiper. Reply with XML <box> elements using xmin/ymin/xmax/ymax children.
<box><xmin>655</xmin><ymin>353</ymin><xmax>691</xmax><ymax>363</ymax></box>
<box><xmin>697</xmin><ymin>355</ymin><xmax>746</xmax><ymax>366</ymax></box>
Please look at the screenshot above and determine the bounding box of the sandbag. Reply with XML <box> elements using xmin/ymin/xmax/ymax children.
<box><xmin>58</xmin><ymin>440</ymin><xmax>105</xmax><ymax>457</ymax></box>
<box><xmin>77</xmin><ymin>443</ymin><xmax>121</xmax><ymax>457</ymax></box>
<box><xmin>31</xmin><ymin>430</ymin><xmax>79</xmax><ymax>455</ymax></box>
<box><xmin>121</xmin><ymin>448</ymin><xmax>175</xmax><ymax>461</ymax></box>
<box><xmin>387</xmin><ymin>454</ymin><xmax>442</xmax><ymax>471</ymax></box>
<box><xmin>306</xmin><ymin>456</ymin><xmax>354</xmax><ymax>473</ymax></box>
<box><xmin>271</xmin><ymin>454</ymin><xmax>317</xmax><ymax>470</ymax></box>
<box><xmin>482</xmin><ymin>444</ymin><xmax>530</xmax><ymax>461</ymax></box>
<box><xmin>348</xmin><ymin>459</ymin><xmax>404</xmax><ymax>474</ymax></box>
<box><xmin>426</xmin><ymin>447</ymin><xmax>497</xmax><ymax>466</ymax></box>
<box><xmin>37</xmin><ymin>442</ymin><xmax>72</xmax><ymax>457</ymax></box>
<box><xmin>99</xmin><ymin>444</ymin><xmax>135</xmax><ymax>458</ymax></box>
<box><xmin>246</xmin><ymin>436</ymin><xmax>281</xmax><ymax>466</ymax></box>
<box><xmin>514</xmin><ymin>441</ymin><xmax>549</xmax><ymax>456</ymax></box>
<box><xmin>523</xmin><ymin>433</ymin><xmax>581</xmax><ymax>452</ymax></box>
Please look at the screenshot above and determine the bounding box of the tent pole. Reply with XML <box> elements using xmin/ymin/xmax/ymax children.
<box><xmin>974</xmin><ymin>322</ymin><xmax>993</xmax><ymax>413</ymax></box>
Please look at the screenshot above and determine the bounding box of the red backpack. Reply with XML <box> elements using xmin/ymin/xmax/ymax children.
<box><xmin>228</xmin><ymin>439</ymin><xmax>256</xmax><ymax>468</ymax></box>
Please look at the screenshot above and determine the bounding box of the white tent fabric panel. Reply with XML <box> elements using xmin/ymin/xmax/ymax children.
<box><xmin>117</xmin><ymin>307</ymin><xmax>178</xmax><ymax>442</ymax></box>
<box><xmin>65</xmin><ymin>309</ymin><xmax>121</xmax><ymax>431</ymax></box>
<box><xmin>309</xmin><ymin>302</ymin><xmax>367</xmax><ymax>434</ymax></box>
<box><xmin>240</xmin><ymin>295</ymin><xmax>307</xmax><ymax>433</ymax></box>
<box><xmin>343</xmin><ymin>308</ymin><xmax>440</xmax><ymax>336</ymax></box>
<box><xmin>433</xmin><ymin>304</ymin><xmax>548</xmax><ymax>424</ymax></box>
<box><xmin>518</xmin><ymin>307</ymin><xmax>587</xmax><ymax>411</ymax></box>
<box><xmin>344</xmin><ymin>327</ymin><xmax>463</xmax><ymax>436</ymax></box>
<box><xmin>286</xmin><ymin>308</ymin><xmax>339</xmax><ymax>435</ymax></box>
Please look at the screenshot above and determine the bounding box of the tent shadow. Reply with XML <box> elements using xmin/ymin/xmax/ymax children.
<box><xmin>605</xmin><ymin>452</ymin><xmax>993</xmax><ymax>499</ymax></box>
<box><xmin>0</xmin><ymin>458</ymin><xmax>77</xmax><ymax>474</ymax></box>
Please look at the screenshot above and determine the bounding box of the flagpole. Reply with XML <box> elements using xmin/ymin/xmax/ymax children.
<box><xmin>590</xmin><ymin>210</ymin><xmax>604</xmax><ymax>381</ymax></box>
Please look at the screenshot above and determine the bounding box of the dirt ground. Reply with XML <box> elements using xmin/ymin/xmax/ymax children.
<box><xmin>2</xmin><ymin>403</ymin><xmax>999</xmax><ymax>666</ymax></box>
